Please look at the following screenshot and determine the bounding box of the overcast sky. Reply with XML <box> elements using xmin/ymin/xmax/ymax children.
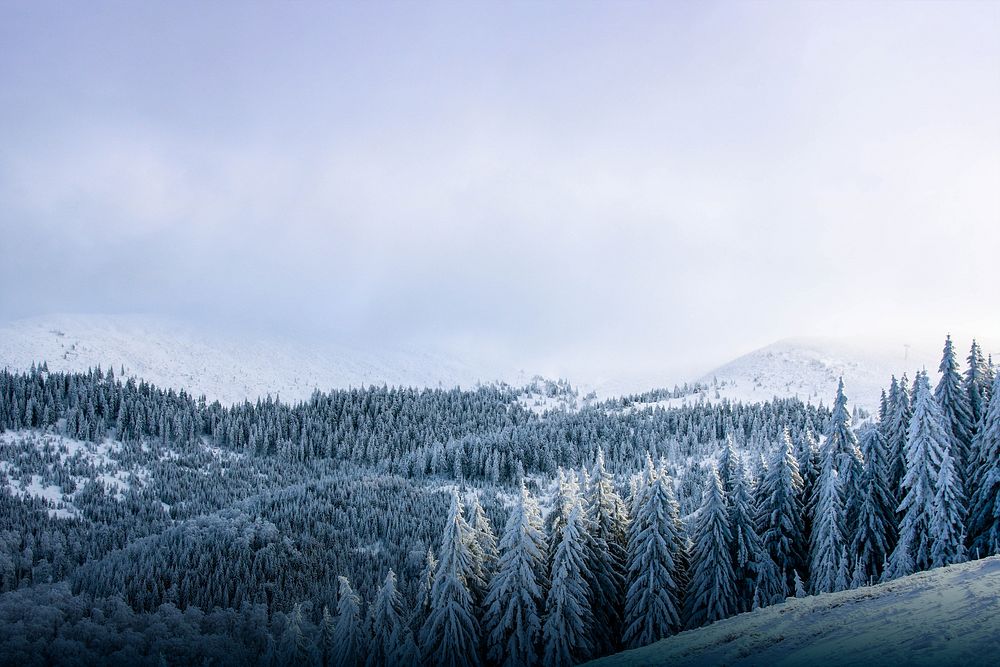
<box><xmin>1</xmin><ymin>1</ymin><xmax>998</xmax><ymax>379</ymax></box>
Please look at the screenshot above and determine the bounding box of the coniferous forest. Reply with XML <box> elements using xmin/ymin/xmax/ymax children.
<box><xmin>0</xmin><ymin>336</ymin><xmax>997</xmax><ymax>666</ymax></box>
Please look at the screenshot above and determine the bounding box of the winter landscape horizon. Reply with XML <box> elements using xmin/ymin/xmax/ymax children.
<box><xmin>2</xmin><ymin>1</ymin><xmax>999</xmax><ymax>666</ymax></box>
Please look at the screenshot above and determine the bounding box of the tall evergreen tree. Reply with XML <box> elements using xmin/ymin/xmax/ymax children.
<box><xmin>483</xmin><ymin>485</ymin><xmax>546</xmax><ymax>667</ymax></box>
<box><xmin>622</xmin><ymin>458</ymin><xmax>686</xmax><ymax>649</ymax></box>
<box><xmin>756</xmin><ymin>430</ymin><xmax>805</xmax><ymax>602</ymax></box>
<box><xmin>883</xmin><ymin>375</ymin><xmax>912</xmax><ymax>499</ymax></box>
<box><xmin>886</xmin><ymin>372</ymin><xmax>950</xmax><ymax>577</ymax></box>
<box><xmin>332</xmin><ymin>577</ymin><xmax>364</xmax><ymax>667</ymax></box>
<box><xmin>541</xmin><ymin>499</ymin><xmax>594</xmax><ymax>667</ymax></box>
<box><xmin>685</xmin><ymin>467</ymin><xmax>736</xmax><ymax>628</ymax></box>
<box><xmin>420</xmin><ymin>491</ymin><xmax>481</xmax><ymax>667</ymax></box>
<box><xmin>968</xmin><ymin>373</ymin><xmax>1000</xmax><ymax>558</ymax></box>
<box><xmin>936</xmin><ymin>335</ymin><xmax>974</xmax><ymax>486</ymax></box>
<box><xmin>809</xmin><ymin>450</ymin><xmax>845</xmax><ymax>594</ymax></box>
<box><xmin>825</xmin><ymin>379</ymin><xmax>864</xmax><ymax>541</ymax></box>
<box><xmin>967</xmin><ymin>340</ymin><xmax>990</xmax><ymax>434</ymax></box>
<box><xmin>728</xmin><ymin>455</ymin><xmax>768</xmax><ymax>613</ymax></box>
<box><xmin>468</xmin><ymin>494</ymin><xmax>499</xmax><ymax>607</ymax></box>
<box><xmin>851</xmin><ymin>424</ymin><xmax>896</xmax><ymax>584</ymax></box>
<box><xmin>582</xmin><ymin>449</ymin><xmax>627</xmax><ymax>656</ymax></box>
<box><xmin>929</xmin><ymin>447</ymin><xmax>967</xmax><ymax>568</ymax></box>
<box><xmin>367</xmin><ymin>570</ymin><xmax>409</xmax><ymax>667</ymax></box>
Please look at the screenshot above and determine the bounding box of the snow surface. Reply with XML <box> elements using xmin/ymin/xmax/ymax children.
<box><xmin>589</xmin><ymin>556</ymin><xmax>1000</xmax><ymax>667</ymax></box>
<box><xmin>0</xmin><ymin>314</ymin><xmax>525</xmax><ymax>405</ymax></box>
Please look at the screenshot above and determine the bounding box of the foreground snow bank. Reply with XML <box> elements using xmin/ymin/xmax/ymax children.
<box><xmin>589</xmin><ymin>556</ymin><xmax>1000</xmax><ymax>666</ymax></box>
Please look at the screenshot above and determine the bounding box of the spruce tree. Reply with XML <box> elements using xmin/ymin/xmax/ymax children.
<box><xmin>883</xmin><ymin>375</ymin><xmax>912</xmax><ymax>499</ymax></box>
<box><xmin>367</xmin><ymin>570</ymin><xmax>408</xmax><ymax>667</ymax></box>
<box><xmin>826</xmin><ymin>379</ymin><xmax>864</xmax><ymax>542</ymax></box>
<box><xmin>541</xmin><ymin>499</ymin><xmax>594</xmax><ymax>667</ymax></box>
<box><xmin>851</xmin><ymin>424</ymin><xmax>896</xmax><ymax>584</ymax></box>
<box><xmin>809</xmin><ymin>450</ymin><xmax>845</xmax><ymax>594</ymax></box>
<box><xmin>419</xmin><ymin>491</ymin><xmax>481</xmax><ymax>667</ymax></box>
<box><xmin>756</xmin><ymin>430</ymin><xmax>805</xmax><ymax>602</ymax></box>
<box><xmin>333</xmin><ymin>576</ymin><xmax>364</xmax><ymax>667</ymax></box>
<box><xmin>685</xmin><ymin>467</ymin><xmax>736</xmax><ymax>628</ymax></box>
<box><xmin>887</xmin><ymin>372</ymin><xmax>951</xmax><ymax>577</ymax></box>
<box><xmin>936</xmin><ymin>335</ymin><xmax>974</xmax><ymax>486</ymax></box>
<box><xmin>967</xmin><ymin>340</ymin><xmax>990</xmax><ymax>434</ymax></box>
<box><xmin>582</xmin><ymin>449</ymin><xmax>627</xmax><ymax>655</ymax></box>
<box><xmin>483</xmin><ymin>484</ymin><xmax>546</xmax><ymax>667</ymax></box>
<box><xmin>929</xmin><ymin>447</ymin><xmax>967</xmax><ymax>568</ymax></box>
<box><xmin>968</xmin><ymin>373</ymin><xmax>1000</xmax><ymax>557</ymax></box>
<box><xmin>728</xmin><ymin>455</ymin><xmax>768</xmax><ymax>613</ymax></box>
<box><xmin>622</xmin><ymin>457</ymin><xmax>685</xmax><ymax>649</ymax></box>
<box><xmin>468</xmin><ymin>494</ymin><xmax>499</xmax><ymax>607</ymax></box>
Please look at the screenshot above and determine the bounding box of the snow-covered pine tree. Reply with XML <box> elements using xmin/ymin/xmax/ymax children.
<box><xmin>482</xmin><ymin>484</ymin><xmax>546</xmax><ymax>667</ymax></box>
<box><xmin>756</xmin><ymin>430</ymin><xmax>805</xmax><ymax>603</ymax></box>
<box><xmin>411</xmin><ymin>548</ymin><xmax>437</xmax><ymax>636</ymax></box>
<box><xmin>685</xmin><ymin>467</ymin><xmax>736</xmax><ymax>628</ymax></box>
<box><xmin>468</xmin><ymin>494</ymin><xmax>499</xmax><ymax>607</ymax></box>
<box><xmin>825</xmin><ymin>379</ymin><xmax>864</xmax><ymax>542</ymax></box>
<box><xmin>541</xmin><ymin>498</ymin><xmax>595</xmax><ymax>667</ymax></box>
<box><xmin>887</xmin><ymin>371</ymin><xmax>950</xmax><ymax>577</ymax></box>
<box><xmin>936</xmin><ymin>335</ymin><xmax>974</xmax><ymax>486</ymax></box>
<box><xmin>883</xmin><ymin>375</ymin><xmax>912</xmax><ymax>500</ymax></box>
<box><xmin>809</xmin><ymin>448</ymin><xmax>845</xmax><ymax>594</ymax></box>
<box><xmin>728</xmin><ymin>455</ymin><xmax>769</xmax><ymax>613</ymax></box>
<box><xmin>367</xmin><ymin>570</ymin><xmax>408</xmax><ymax>667</ymax></box>
<box><xmin>333</xmin><ymin>576</ymin><xmax>364</xmax><ymax>667</ymax></box>
<box><xmin>967</xmin><ymin>340</ymin><xmax>990</xmax><ymax>436</ymax></box>
<box><xmin>582</xmin><ymin>449</ymin><xmax>627</xmax><ymax>655</ymax></box>
<box><xmin>929</xmin><ymin>446</ymin><xmax>967</xmax><ymax>568</ymax></box>
<box><xmin>968</xmin><ymin>373</ymin><xmax>1000</xmax><ymax>557</ymax></box>
<box><xmin>850</xmin><ymin>424</ymin><xmax>896</xmax><ymax>584</ymax></box>
<box><xmin>321</xmin><ymin>606</ymin><xmax>336</xmax><ymax>667</ymax></box>
<box><xmin>622</xmin><ymin>457</ymin><xmax>686</xmax><ymax>649</ymax></box>
<box><xmin>544</xmin><ymin>470</ymin><xmax>579</xmax><ymax>570</ymax></box>
<box><xmin>419</xmin><ymin>491</ymin><xmax>481</xmax><ymax>667</ymax></box>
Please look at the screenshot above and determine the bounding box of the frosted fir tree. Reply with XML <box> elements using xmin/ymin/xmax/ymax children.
<box><xmin>582</xmin><ymin>449</ymin><xmax>627</xmax><ymax>655</ymax></box>
<box><xmin>411</xmin><ymin>548</ymin><xmax>437</xmax><ymax>636</ymax></box>
<box><xmin>685</xmin><ymin>467</ymin><xmax>737</xmax><ymax>628</ymax></box>
<box><xmin>419</xmin><ymin>491</ymin><xmax>481</xmax><ymax>667</ymax></box>
<box><xmin>929</xmin><ymin>447</ymin><xmax>967</xmax><ymax>568</ymax></box>
<box><xmin>367</xmin><ymin>570</ymin><xmax>408</xmax><ymax>667</ymax></box>
<box><xmin>850</xmin><ymin>424</ymin><xmax>896</xmax><ymax>583</ymax></box>
<box><xmin>468</xmin><ymin>494</ymin><xmax>499</xmax><ymax>607</ymax></box>
<box><xmin>756</xmin><ymin>430</ymin><xmax>805</xmax><ymax>602</ymax></box>
<box><xmin>887</xmin><ymin>372</ymin><xmax>950</xmax><ymax>577</ymax></box>
<box><xmin>332</xmin><ymin>577</ymin><xmax>364</xmax><ymax>667</ymax></box>
<box><xmin>826</xmin><ymin>379</ymin><xmax>865</xmax><ymax>533</ymax></box>
<box><xmin>936</xmin><ymin>336</ymin><xmax>975</xmax><ymax>485</ymax></box>
<box><xmin>544</xmin><ymin>470</ymin><xmax>580</xmax><ymax>570</ymax></box>
<box><xmin>968</xmin><ymin>373</ymin><xmax>1000</xmax><ymax>557</ymax></box>
<box><xmin>883</xmin><ymin>375</ymin><xmax>912</xmax><ymax>499</ymax></box>
<box><xmin>728</xmin><ymin>456</ymin><xmax>769</xmax><ymax>613</ymax></box>
<box><xmin>809</xmin><ymin>448</ymin><xmax>845</xmax><ymax>594</ymax></box>
<box><xmin>482</xmin><ymin>484</ymin><xmax>546</xmax><ymax>667</ymax></box>
<box><xmin>622</xmin><ymin>457</ymin><xmax>686</xmax><ymax>649</ymax></box>
<box><xmin>541</xmin><ymin>499</ymin><xmax>595</xmax><ymax>667</ymax></box>
<box><xmin>719</xmin><ymin>436</ymin><xmax>740</xmax><ymax>496</ymax></box>
<box><xmin>279</xmin><ymin>603</ymin><xmax>315</xmax><ymax>666</ymax></box>
<box><xmin>320</xmin><ymin>606</ymin><xmax>336</xmax><ymax>667</ymax></box>
<box><xmin>966</xmin><ymin>340</ymin><xmax>990</xmax><ymax>434</ymax></box>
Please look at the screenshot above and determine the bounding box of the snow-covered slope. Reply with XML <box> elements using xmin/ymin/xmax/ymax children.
<box><xmin>590</xmin><ymin>556</ymin><xmax>1000</xmax><ymax>667</ymax></box>
<box><xmin>690</xmin><ymin>336</ymin><xmax>991</xmax><ymax>412</ymax></box>
<box><xmin>0</xmin><ymin>314</ymin><xmax>524</xmax><ymax>405</ymax></box>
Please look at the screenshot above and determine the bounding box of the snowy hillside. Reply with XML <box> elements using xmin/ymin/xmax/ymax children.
<box><xmin>590</xmin><ymin>556</ymin><xmax>1000</xmax><ymax>667</ymax></box>
<box><xmin>684</xmin><ymin>336</ymin><xmax>997</xmax><ymax>412</ymax></box>
<box><xmin>0</xmin><ymin>314</ymin><xmax>524</xmax><ymax>405</ymax></box>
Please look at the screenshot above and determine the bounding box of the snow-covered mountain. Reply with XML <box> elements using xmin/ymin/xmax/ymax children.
<box><xmin>0</xmin><ymin>314</ymin><xmax>525</xmax><ymax>405</ymax></box>
<box><xmin>680</xmin><ymin>335</ymin><xmax>997</xmax><ymax>413</ymax></box>
<box><xmin>590</xmin><ymin>555</ymin><xmax>1000</xmax><ymax>667</ymax></box>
